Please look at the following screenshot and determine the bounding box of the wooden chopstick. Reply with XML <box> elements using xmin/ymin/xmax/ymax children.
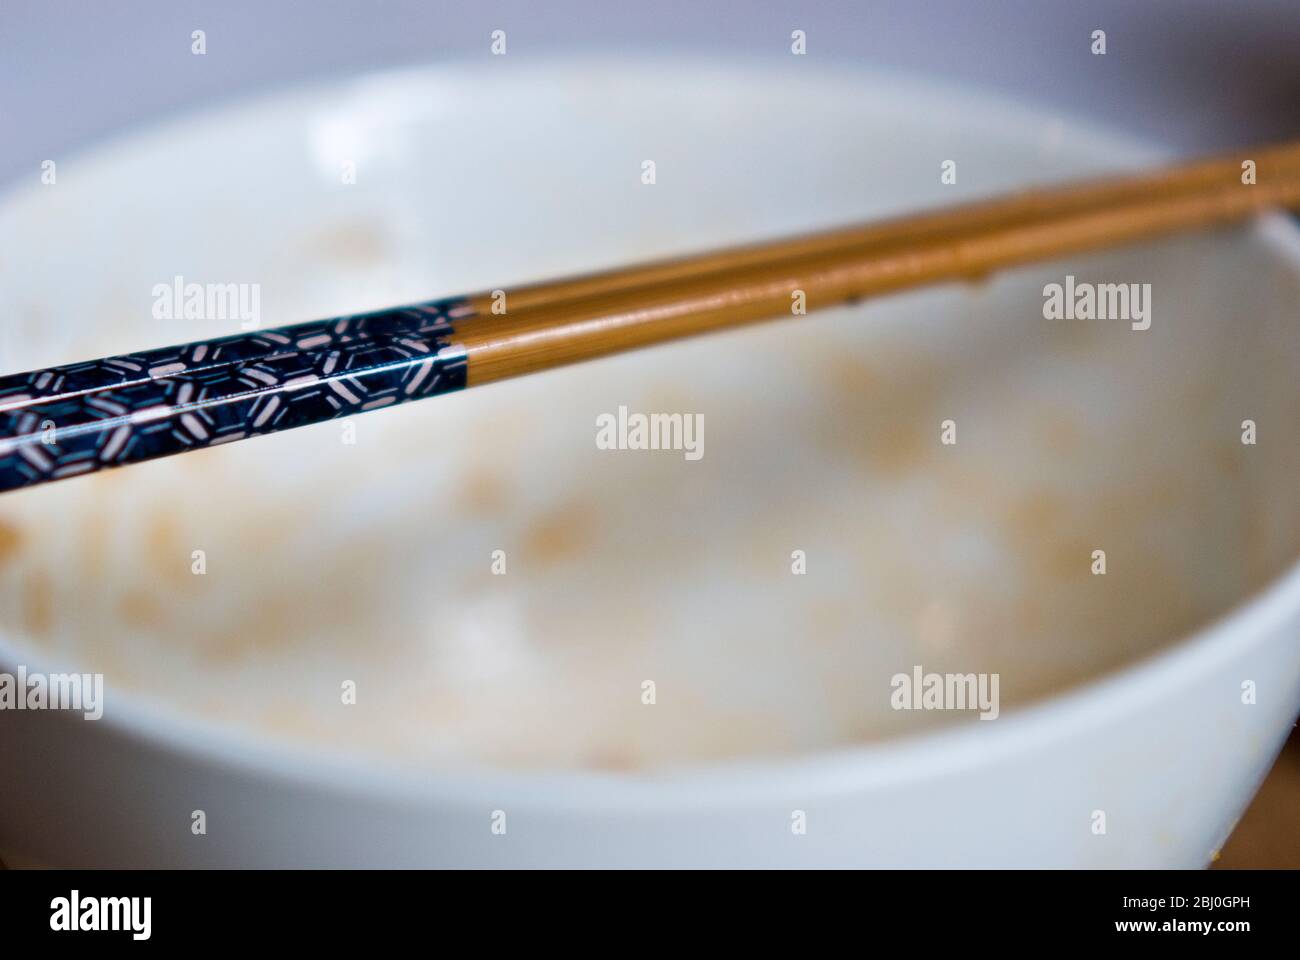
<box><xmin>1</xmin><ymin>140</ymin><xmax>1298</xmax><ymax>493</ymax></box>
<box><xmin>462</xmin><ymin>144</ymin><xmax>1300</xmax><ymax>384</ymax></box>
<box><xmin>488</xmin><ymin>139</ymin><xmax>1300</xmax><ymax>313</ymax></box>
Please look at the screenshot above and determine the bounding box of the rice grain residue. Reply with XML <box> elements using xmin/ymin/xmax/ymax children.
<box><xmin>0</xmin><ymin>518</ymin><xmax>24</xmax><ymax>568</ymax></box>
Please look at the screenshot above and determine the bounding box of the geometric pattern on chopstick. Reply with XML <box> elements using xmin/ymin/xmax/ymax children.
<box><xmin>0</xmin><ymin>298</ymin><xmax>471</xmax><ymax>492</ymax></box>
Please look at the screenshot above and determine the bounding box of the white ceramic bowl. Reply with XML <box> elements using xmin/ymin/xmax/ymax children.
<box><xmin>1</xmin><ymin>58</ymin><xmax>1298</xmax><ymax>867</ymax></box>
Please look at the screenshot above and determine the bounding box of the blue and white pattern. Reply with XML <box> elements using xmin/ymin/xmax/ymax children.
<box><xmin>0</xmin><ymin>298</ymin><xmax>471</xmax><ymax>492</ymax></box>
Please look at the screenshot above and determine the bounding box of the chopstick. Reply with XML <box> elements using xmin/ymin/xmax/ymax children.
<box><xmin>5</xmin><ymin>140</ymin><xmax>1297</xmax><ymax>414</ymax></box>
<box><xmin>496</xmin><ymin>139</ymin><xmax>1300</xmax><ymax>311</ymax></box>
<box><xmin>2</xmin><ymin>140</ymin><xmax>1299</xmax><ymax>493</ymax></box>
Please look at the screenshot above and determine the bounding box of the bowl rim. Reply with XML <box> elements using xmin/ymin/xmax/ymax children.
<box><xmin>2</xmin><ymin>54</ymin><xmax>1299</xmax><ymax>810</ymax></box>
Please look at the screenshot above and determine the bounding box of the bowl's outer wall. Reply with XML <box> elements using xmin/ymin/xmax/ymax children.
<box><xmin>1</xmin><ymin>607</ymin><xmax>1297</xmax><ymax>867</ymax></box>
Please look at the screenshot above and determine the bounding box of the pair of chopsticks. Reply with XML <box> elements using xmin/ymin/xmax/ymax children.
<box><xmin>2</xmin><ymin>140</ymin><xmax>1300</xmax><ymax>493</ymax></box>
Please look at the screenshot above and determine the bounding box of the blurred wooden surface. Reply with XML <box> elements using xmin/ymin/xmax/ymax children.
<box><xmin>1215</xmin><ymin>722</ymin><xmax>1300</xmax><ymax>869</ymax></box>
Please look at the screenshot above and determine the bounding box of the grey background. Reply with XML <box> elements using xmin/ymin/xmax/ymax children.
<box><xmin>2</xmin><ymin>0</ymin><xmax>1299</xmax><ymax>190</ymax></box>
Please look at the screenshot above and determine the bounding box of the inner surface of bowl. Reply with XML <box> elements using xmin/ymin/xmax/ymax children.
<box><xmin>1</xmin><ymin>60</ymin><xmax>1298</xmax><ymax>773</ymax></box>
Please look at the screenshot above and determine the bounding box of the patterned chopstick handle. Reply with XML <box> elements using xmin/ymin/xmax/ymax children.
<box><xmin>0</xmin><ymin>298</ymin><xmax>473</xmax><ymax>492</ymax></box>
<box><xmin>0</xmin><ymin>296</ymin><xmax>474</xmax><ymax>413</ymax></box>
